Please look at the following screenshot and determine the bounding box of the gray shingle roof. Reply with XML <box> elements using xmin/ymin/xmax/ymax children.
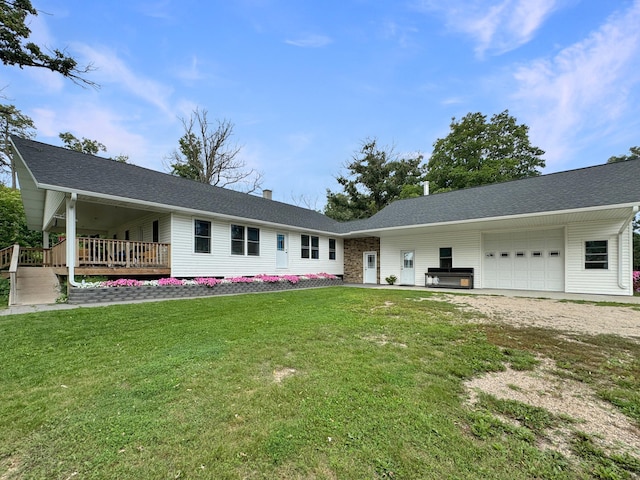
<box><xmin>13</xmin><ymin>136</ymin><xmax>640</xmax><ymax>235</ymax></box>
<box><xmin>12</xmin><ymin>136</ymin><xmax>342</xmax><ymax>233</ymax></box>
<box><xmin>356</xmin><ymin>159</ymin><xmax>640</xmax><ymax>231</ymax></box>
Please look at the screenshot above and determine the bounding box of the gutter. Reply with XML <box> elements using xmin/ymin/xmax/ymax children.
<box><xmin>618</xmin><ymin>205</ymin><xmax>639</xmax><ymax>290</ymax></box>
<box><xmin>66</xmin><ymin>193</ymin><xmax>80</xmax><ymax>287</ymax></box>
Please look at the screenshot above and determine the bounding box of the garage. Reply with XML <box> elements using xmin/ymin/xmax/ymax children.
<box><xmin>482</xmin><ymin>229</ymin><xmax>564</xmax><ymax>291</ymax></box>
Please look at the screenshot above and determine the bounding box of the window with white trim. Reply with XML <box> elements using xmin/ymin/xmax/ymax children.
<box><xmin>585</xmin><ymin>240</ymin><xmax>608</xmax><ymax>269</ymax></box>
<box><xmin>301</xmin><ymin>234</ymin><xmax>319</xmax><ymax>259</ymax></box>
<box><xmin>231</xmin><ymin>225</ymin><xmax>260</xmax><ymax>256</ymax></box>
<box><xmin>194</xmin><ymin>219</ymin><xmax>211</xmax><ymax>254</ymax></box>
<box><xmin>329</xmin><ymin>238</ymin><xmax>336</xmax><ymax>260</ymax></box>
<box><xmin>440</xmin><ymin>247</ymin><xmax>452</xmax><ymax>269</ymax></box>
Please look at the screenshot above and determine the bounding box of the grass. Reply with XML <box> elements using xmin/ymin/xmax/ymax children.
<box><xmin>0</xmin><ymin>287</ymin><xmax>638</xmax><ymax>479</ymax></box>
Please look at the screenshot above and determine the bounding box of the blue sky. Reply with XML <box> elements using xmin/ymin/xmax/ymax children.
<box><xmin>2</xmin><ymin>0</ymin><xmax>639</xmax><ymax>207</ymax></box>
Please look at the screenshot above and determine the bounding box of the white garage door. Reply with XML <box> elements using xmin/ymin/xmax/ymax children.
<box><xmin>483</xmin><ymin>229</ymin><xmax>564</xmax><ymax>291</ymax></box>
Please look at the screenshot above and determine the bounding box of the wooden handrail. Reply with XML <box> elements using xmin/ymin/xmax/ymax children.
<box><xmin>0</xmin><ymin>245</ymin><xmax>13</xmax><ymax>270</ymax></box>
<box><xmin>75</xmin><ymin>238</ymin><xmax>170</xmax><ymax>268</ymax></box>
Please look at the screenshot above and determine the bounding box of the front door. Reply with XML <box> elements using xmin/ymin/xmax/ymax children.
<box><xmin>363</xmin><ymin>251</ymin><xmax>377</xmax><ymax>284</ymax></box>
<box><xmin>400</xmin><ymin>250</ymin><xmax>415</xmax><ymax>285</ymax></box>
<box><xmin>276</xmin><ymin>233</ymin><xmax>288</xmax><ymax>268</ymax></box>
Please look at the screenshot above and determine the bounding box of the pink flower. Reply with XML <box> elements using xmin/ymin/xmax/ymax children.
<box><xmin>158</xmin><ymin>277</ymin><xmax>184</xmax><ymax>286</ymax></box>
<box><xmin>195</xmin><ymin>277</ymin><xmax>222</xmax><ymax>287</ymax></box>
<box><xmin>101</xmin><ymin>278</ymin><xmax>142</xmax><ymax>287</ymax></box>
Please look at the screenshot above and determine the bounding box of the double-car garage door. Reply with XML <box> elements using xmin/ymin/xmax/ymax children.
<box><xmin>483</xmin><ymin>229</ymin><xmax>564</xmax><ymax>291</ymax></box>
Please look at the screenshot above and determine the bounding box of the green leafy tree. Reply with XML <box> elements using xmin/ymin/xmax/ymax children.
<box><xmin>325</xmin><ymin>139</ymin><xmax>425</xmax><ymax>221</ymax></box>
<box><xmin>0</xmin><ymin>0</ymin><xmax>95</xmax><ymax>86</ymax></box>
<box><xmin>168</xmin><ymin>108</ymin><xmax>262</xmax><ymax>192</ymax></box>
<box><xmin>426</xmin><ymin>110</ymin><xmax>545</xmax><ymax>193</ymax></box>
<box><xmin>607</xmin><ymin>146</ymin><xmax>640</xmax><ymax>164</ymax></box>
<box><xmin>0</xmin><ymin>184</ymin><xmax>40</xmax><ymax>248</ymax></box>
<box><xmin>59</xmin><ymin>132</ymin><xmax>128</xmax><ymax>162</ymax></box>
<box><xmin>0</xmin><ymin>103</ymin><xmax>35</xmax><ymax>188</ymax></box>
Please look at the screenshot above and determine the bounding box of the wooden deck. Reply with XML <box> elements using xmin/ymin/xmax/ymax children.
<box><xmin>3</xmin><ymin>239</ymin><xmax>171</xmax><ymax>277</ymax></box>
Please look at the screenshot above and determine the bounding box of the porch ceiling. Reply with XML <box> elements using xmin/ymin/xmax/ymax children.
<box><xmin>51</xmin><ymin>197</ymin><xmax>167</xmax><ymax>234</ymax></box>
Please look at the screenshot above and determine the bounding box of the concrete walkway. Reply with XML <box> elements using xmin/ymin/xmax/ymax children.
<box><xmin>1</xmin><ymin>283</ymin><xmax>639</xmax><ymax>316</ymax></box>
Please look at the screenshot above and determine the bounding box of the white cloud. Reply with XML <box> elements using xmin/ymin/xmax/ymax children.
<box><xmin>32</xmin><ymin>104</ymin><xmax>150</xmax><ymax>163</ymax></box>
<box><xmin>175</xmin><ymin>56</ymin><xmax>205</xmax><ymax>83</ymax></box>
<box><xmin>73</xmin><ymin>44</ymin><xmax>175</xmax><ymax>114</ymax></box>
<box><xmin>415</xmin><ymin>0</ymin><xmax>562</xmax><ymax>56</ymax></box>
<box><xmin>285</xmin><ymin>34</ymin><xmax>332</xmax><ymax>48</ymax></box>
<box><xmin>511</xmin><ymin>0</ymin><xmax>640</xmax><ymax>167</ymax></box>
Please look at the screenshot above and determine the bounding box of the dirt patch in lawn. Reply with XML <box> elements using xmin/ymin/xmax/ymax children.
<box><xmin>433</xmin><ymin>294</ymin><xmax>640</xmax><ymax>463</ymax></box>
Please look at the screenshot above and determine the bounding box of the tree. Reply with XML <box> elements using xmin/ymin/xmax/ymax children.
<box><xmin>59</xmin><ymin>132</ymin><xmax>128</xmax><ymax>162</ymax></box>
<box><xmin>0</xmin><ymin>103</ymin><xmax>35</xmax><ymax>188</ymax></box>
<box><xmin>168</xmin><ymin>108</ymin><xmax>262</xmax><ymax>192</ymax></box>
<box><xmin>0</xmin><ymin>0</ymin><xmax>95</xmax><ymax>86</ymax></box>
<box><xmin>324</xmin><ymin>139</ymin><xmax>425</xmax><ymax>221</ymax></box>
<box><xmin>426</xmin><ymin>110</ymin><xmax>545</xmax><ymax>193</ymax></box>
<box><xmin>607</xmin><ymin>146</ymin><xmax>640</xmax><ymax>164</ymax></box>
<box><xmin>0</xmin><ymin>184</ymin><xmax>40</xmax><ymax>248</ymax></box>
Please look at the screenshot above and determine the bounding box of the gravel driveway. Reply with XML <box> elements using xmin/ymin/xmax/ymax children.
<box><xmin>436</xmin><ymin>293</ymin><xmax>640</xmax><ymax>340</ymax></box>
<box><xmin>427</xmin><ymin>293</ymin><xmax>640</xmax><ymax>463</ymax></box>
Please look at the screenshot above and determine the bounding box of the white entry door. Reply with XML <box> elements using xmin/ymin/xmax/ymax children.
<box><xmin>363</xmin><ymin>251</ymin><xmax>377</xmax><ymax>284</ymax></box>
<box><xmin>276</xmin><ymin>233</ymin><xmax>288</xmax><ymax>268</ymax></box>
<box><xmin>400</xmin><ymin>250</ymin><xmax>415</xmax><ymax>285</ymax></box>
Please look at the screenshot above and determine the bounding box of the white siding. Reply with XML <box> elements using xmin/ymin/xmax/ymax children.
<box><xmin>380</xmin><ymin>231</ymin><xmax>481</xmax><ymax>286</ymax></box>
<box><xmin>482</xmin><ymin>228</ymin><xmax>564</xmax><ymax>291</ymax></box>
<box><xmin>110</xmin><ymin>213</ymin><xmax>171</xmax><ymax>243</ymax></box>
<box><xmin>566</xmin><ymin>220</ymin><xmax>632</xmax><ymax>296</ymax></box>
<box><xmin>170</xmin><ymin>213</ymin><xmax>344</xmax><ymax>278</ymax></box>
<box><xmin>43</xmin><ymin>190</ymin><xmax>66</xmax><ymax>230</ymax></box>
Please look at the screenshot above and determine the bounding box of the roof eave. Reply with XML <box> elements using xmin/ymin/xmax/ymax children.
<box><xmin>345</xmin><ymin>203</ymin><xmax>640</xmax><ymax>235</ymax></box>
<box><xmin>37</xmin><ymin>183</ymin><xmax>342</xmax><ymax>236</ymax></box>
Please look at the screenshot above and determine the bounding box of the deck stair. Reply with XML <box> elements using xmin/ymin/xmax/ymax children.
<box><xmin>14</xmin><ymin>267</ymin><xmax>60</xmax><ymax>305</ymax></box>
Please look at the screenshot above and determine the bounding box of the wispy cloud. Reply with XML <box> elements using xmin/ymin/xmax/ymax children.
<box><xmin>74</xmin><ymin>45</ymin><xmax>175</xmax><ymax>114</ymax></box>
<box><xmin>415</xmin><ymin>0</ymin><xmax>562</xmax><ymax>56</ymax></box>
<box><xmin>175</xmin><ymin>55</ymin><xmax>205</xmax><ymax>83</ymax></box>
<box><xmin>32</xmin><ymin>104</ymin><xmax>150</xmax><ymax>162</ymax></box>
<box><xmin>511</xmin><ymin>0</ymin><xmax>640</xmax><ymax>167</ymax></box>
<box><xmin>285</xmin><ymin>34</ymin><xmax>332</xmax><ymax>48</ymax></box>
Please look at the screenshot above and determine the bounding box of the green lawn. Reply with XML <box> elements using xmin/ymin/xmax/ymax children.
<box><xmin>1</xmin><ymin>287</ymin><xmax>639</xmax><ymax>479</ymax></box>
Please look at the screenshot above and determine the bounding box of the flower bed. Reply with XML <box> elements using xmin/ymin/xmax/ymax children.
<box><xmin>634</xmin><ymin>271</ymin><xmax>640</xmax><ymax>294</ymax></box>
<box><xmin>68</xmin><ymin>273</ymin><xmax>342</xmax><ymax>304</ymax></box>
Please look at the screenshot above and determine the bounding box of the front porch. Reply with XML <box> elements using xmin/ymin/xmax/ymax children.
<box><xmin>1</xmin><ymin>238</ymin><xmax>171</xmax><ymax>277</ymax></box>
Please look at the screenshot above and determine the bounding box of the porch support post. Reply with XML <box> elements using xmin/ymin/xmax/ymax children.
<box><xmin>66</xmin><ymin>193</ymin><xmax>80</xmax><ymax>286</ymax></box>
<box><xmin>42</xmin><ymin>230</ymin><xmax>49</xmax><ymax>249</ymax></box>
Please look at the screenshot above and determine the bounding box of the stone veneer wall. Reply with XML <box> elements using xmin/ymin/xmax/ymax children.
<box><xmin>343</xmin><ymin>237</ymin><xmax>380</xmax><ymax>284</ymax></box>
<box><xmin>68</xmin><ymin>278</ymin><xmax>343</xmax><ymax>304</ymax></box>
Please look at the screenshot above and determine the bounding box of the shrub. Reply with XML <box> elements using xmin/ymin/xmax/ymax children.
<box><xmin>633</xmin><ymin>271</ymin><xmax>640</xmax><ymax>293</ymax></box>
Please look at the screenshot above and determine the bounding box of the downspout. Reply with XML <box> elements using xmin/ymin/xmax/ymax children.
<box><xmin>66</xmin><ymin>193</ymin><xmax>80</xmax><ymax>287</ymax></box>
<box><xmin>618</xmin><ymin>205</ymin><xmax>639</xmax><ymax>290</ymax></box>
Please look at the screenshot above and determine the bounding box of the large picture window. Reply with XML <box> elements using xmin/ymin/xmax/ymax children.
<box><xmin>194</xmin><ymin>219</ymin><xmax>211</xmax><ymax>254</ymax></box>
<box><xmin>231</xmin><ymin>225</ymin><xmax>260</xmax><ymax>256</ymax></box>
<box><xmin>585</xmin><ymin>240</ymin><xmax>608</xmax><ymax>269</ymax></box>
